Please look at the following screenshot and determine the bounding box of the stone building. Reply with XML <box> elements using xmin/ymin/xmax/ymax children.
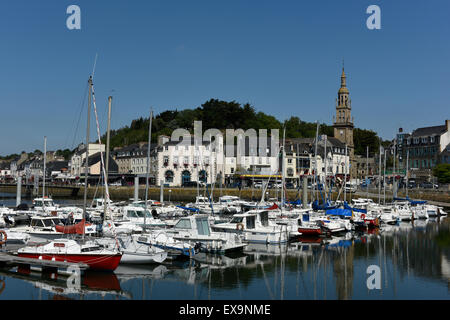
<box><xmin>402</xmin><ymin>120</ymin><xmax>450</xmax><ymax>182</ymax></box>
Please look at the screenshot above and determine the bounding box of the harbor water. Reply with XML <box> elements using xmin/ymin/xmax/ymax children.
<box><xmin>0</xmin><ymin>194</ymin><xmax>449</xmax><ymax>300</ymax></box>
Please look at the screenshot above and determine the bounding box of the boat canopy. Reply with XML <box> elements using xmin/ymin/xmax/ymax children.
<box><xmin>54</xmin><ymin>219</ymin><xmax>87</xmax><ymax>235</ymax></box>
<box><xmin>312</xmin><ymin>200</ymin><xmax>336</xmax><ymax>211</ymax></box>
<box><xmin>393</xmin><ymin>197</ymin><xmax>427</xmax><ymax>205</ymax></box>
<box><xmin>325</xmin><ymin>208</ymin><xmax>352</xmax><ymax>217</ymax></box>
<box><xmin>176</xmin><ymin>206</ymin><xmax>200</xmax><ymax>212</ymax></box>
<box><xmin>343</xmin><ymin>202</ymin><xmax>367</xmax><ymax>213</ymax></box>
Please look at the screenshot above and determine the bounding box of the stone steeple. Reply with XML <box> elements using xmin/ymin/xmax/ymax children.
<box><xmin>333</xmin><ymin>66</ymin><xmax>356</xmax><ymax>177</ymax></box>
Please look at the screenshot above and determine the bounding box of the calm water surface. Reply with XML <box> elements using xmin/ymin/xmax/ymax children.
<box><xmin>0</xmin><ymin>193</ymin><xmax>449</xmax><ymax>300</ymax></box>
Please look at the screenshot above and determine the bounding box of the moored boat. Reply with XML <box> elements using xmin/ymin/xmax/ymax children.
<box><xmin>17</xmin><ymin>238</ymin><xmax>122</xmax><ymax>271</ymax></box>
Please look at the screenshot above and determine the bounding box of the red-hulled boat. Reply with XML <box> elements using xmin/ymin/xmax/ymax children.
<box><xmin>17</xmin><ymin>239</ymin><xmax>122</xmax><ymax>271</ymax></box>
<box><xmin>361</xmin><ymin>214</ymin><xmax>380</xmax><ymax>228</ymax></box>
<box><xmin>298</xmin><ymin>224</ymin><xmax>322</xmax><ymax>236</ymax></box>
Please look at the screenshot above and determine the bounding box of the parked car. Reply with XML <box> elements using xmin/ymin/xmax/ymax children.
<box><xmin>253</xmin><ymin>182</ymin><xmax>263</xmax><ymax>189</ymax></box>
<box><xmin>285</xmin><ymin>182</ymin><xmax>295</xmax><ymax>189</ymax></box>
<box><xmin>407</xmin><ymin>181</ymin><xmax>417</xmax><ymax>189</ymax></box>
<box><xmin>344</xmin><ymin>183</ymin><xmax>357</xmax><ymax>193</ymax></box>
<box><xmin>182</xmin><ymin>181</ymin><xmax>205</xmax><ymax>188</ymax></box>
<box><xmin>419</xmin><ymin>182</ymin><xmax>434</xmax><ymax>189</ymax></box>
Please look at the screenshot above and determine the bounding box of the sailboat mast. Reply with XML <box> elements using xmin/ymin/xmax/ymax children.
<box><xmin>144</xmin><ymin>109</ymin><xmax>153</xmax><ymax>229</ymax></box>
<box><xmin>324</xmin><ymin>134</ymin><xmax>327</xmax><ymax>201</ymax></box>
<box><xmin>405</xmin><ymin>149</ymin><xmax>409</xmax><ymax>198</ymax></box>
<box><xmin>393</xmin><ymin>139</ymin><xmax>396</xmax><ymax>198</ymax></box>
<box><xmin>383</xmin><ymin>149</ymin><xmax>387</xmax><ymax>205</ymax></box>
<box><xmin>104</xmin><ymin>96</ymin><xmax>112</xmax><ymax>220</ymax></box>
<box><xmin>366</xmin><ymin>146</ymin><xmax>369</xmax><ymax>201</ymax></box>
<box><xmin>82</xmin><ymin>76</ymin><xmax>92</xmax><ymax>240</ymax></box>
<box><xmin>378</xmin><ymin>143</ymin><xmax>382</xmax><ymax>204</ymax></box>
<box><xmin>42</xmin><ymin>136</ymin><xmax>47</xmax><ymax>201</ymax></box>
<box><xmin>344</xmin><ymin>144</ymin><xmax>347</xmax><ymax>203</ymax></box>
<box><xmin>281</xmin><ymin>127</ymin><xmax>286</xmax><ymax>211</ymax></box>
<box><xmin>313</xmin><ymin>122</ymin><xmax>319</xmax><ymax>201</ymax></box>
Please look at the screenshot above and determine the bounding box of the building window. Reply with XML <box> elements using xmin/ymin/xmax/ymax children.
<box><xmin>287</xmin><ymin>168</ymin><xmax>294</xmax><ymax>177</ymax></box>
<box><xmin>165</xmin><ymin>170</ymin><xmax>174</xmax><ymax>183</ymax></box>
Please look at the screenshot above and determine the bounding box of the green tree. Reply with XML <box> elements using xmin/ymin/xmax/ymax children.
<box><xmin>353</xmin><ymin>128</ymin><xmax>381</xmax><ymax>156</ymax></box>
<box><xmin>433</xmin><ymin>164</ymin><xmax>450</xmax><ymax>184</ymax></box>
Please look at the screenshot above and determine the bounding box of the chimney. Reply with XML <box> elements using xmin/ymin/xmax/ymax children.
<box><xmin>158</xmin><ymin>135</ymin><xmax>169</xmax><ymax>146</ymax></box>
<box><xmin>446</xmin><ymin>119</ymin><xmax>450</xmax><ymax>132</ymax></box>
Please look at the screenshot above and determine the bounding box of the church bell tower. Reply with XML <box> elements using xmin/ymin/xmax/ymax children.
<box><xmin>333</xmin><ymin>66</ymin><xmax>356</xmax><ymax>177</ymax></box>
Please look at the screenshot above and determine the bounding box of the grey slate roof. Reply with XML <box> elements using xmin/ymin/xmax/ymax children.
<box><xmin>412</xmin><ymin>125</ymin><xmax>447</xmax><ymax>137</ymax></box>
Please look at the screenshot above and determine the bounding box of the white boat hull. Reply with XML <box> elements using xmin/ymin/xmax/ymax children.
<box><xmin>120</xmin><ymin>251</ymin><xmax>167</xmax><ymax>264</ymax></box>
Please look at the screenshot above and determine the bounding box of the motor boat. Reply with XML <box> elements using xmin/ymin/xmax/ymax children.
<box><xmin>131</xmin><ymin>231</ymin><xmax>197</xmax><ymax>259</ymax></box>
<box><xmin>114</xmin><ymin>206</ymin><xmax>168</xmax><ymax>229</ymax></box>
<box><xmin>32</xmin><ymin>197</ymin><xmax>59</xmax><ymax>215</ymax></box>
<box><xmin>211</xmin><ymin>210</ymin><xmax>290</xmax><ymax>244</ymax></box>
<box><xmin>0</xmin><ymin>229</ymin><xmax>31</xmax><ymax>245</ymax></box>
<box><xmin>162</xmin><ymin>215</ymin><xmax>247</xmax><ymax>253</ymax></box>
<box><xmin>13</xmin><ymin>216</ymin><xmax>96</xmax><ymax>243</ymax></box>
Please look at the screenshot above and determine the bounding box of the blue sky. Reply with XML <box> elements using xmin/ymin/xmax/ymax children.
<box><xmin>0</xmin><ymin>0</ymin><xmax>449</xmax><ymax>155</ymax></box>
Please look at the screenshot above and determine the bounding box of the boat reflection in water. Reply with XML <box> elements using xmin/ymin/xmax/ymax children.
<box><xmin>0</xmin><ymin>268</ymin><xmax>130</xmax><ymax>299</ymax></box>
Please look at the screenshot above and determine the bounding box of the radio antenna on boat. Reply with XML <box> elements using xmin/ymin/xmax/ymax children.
<box><xmin>91</xmin><ymin>53</ymin><xmax>98</xmax><ymax>80</ymax></box>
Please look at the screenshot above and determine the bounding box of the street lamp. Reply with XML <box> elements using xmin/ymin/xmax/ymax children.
<box><xmin>169</xmin><ymin>189</ymin><xmax>172</xmax><ymax>203</ymax></box>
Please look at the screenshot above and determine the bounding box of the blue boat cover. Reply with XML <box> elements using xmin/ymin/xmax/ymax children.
<box><xmin>176</xmin><ymin>206</ymin><xmax>200</xmax><ymax>212</ymax></box>
<box><xmin>325</xmin><ymin>208</ymin><xmax>353</xmax><ymax>217</ymax></box>
<box><xmin>327</xmin><ymin>240</ymin><xmax>352</xmax><ymax>248</ymax></box>
<box><xmin>343</xmin><ymin>202</ymin><xmax>367</xmax><ymax>213</ymax></box>
<box><xmin>393</xmin><ymin>197</ymin><xmax>427</xmax><ymax>205</ymax></box>
<box><xmin>312</xmin><ymin>200</ymin><xmax>337</xmax><ymax>210</ymax></box>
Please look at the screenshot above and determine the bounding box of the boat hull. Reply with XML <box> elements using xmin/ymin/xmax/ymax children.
<box><xmin>17</xmin><ymin>253</ymin><xmax>122</xmax><ymax>271</ymax></box>
<box><xmin>120</xmin><ymin>251</ymin><xmax>167</xmax><ymax>264</ymax></box>
<box><xmin>298</xmin><ymin>227</ymin><xmax>322</xmax><ymax>236</ymax></box>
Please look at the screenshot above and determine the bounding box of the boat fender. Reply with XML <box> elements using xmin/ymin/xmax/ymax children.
<box><xmin>0</xmin><ymin>230</ymin><xmax>6</xmax><ymax>245</ymax></box>
<box><xmin>236</xmin><ymin>223</ymin><xmax>244</xmax><ymax>231</ymax></box>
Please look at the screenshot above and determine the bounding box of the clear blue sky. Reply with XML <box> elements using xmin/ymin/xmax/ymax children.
<box><xmin>0</xmin><ymin>0</ymin><xmax>449</xmax><ymax>155</ymax></box>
